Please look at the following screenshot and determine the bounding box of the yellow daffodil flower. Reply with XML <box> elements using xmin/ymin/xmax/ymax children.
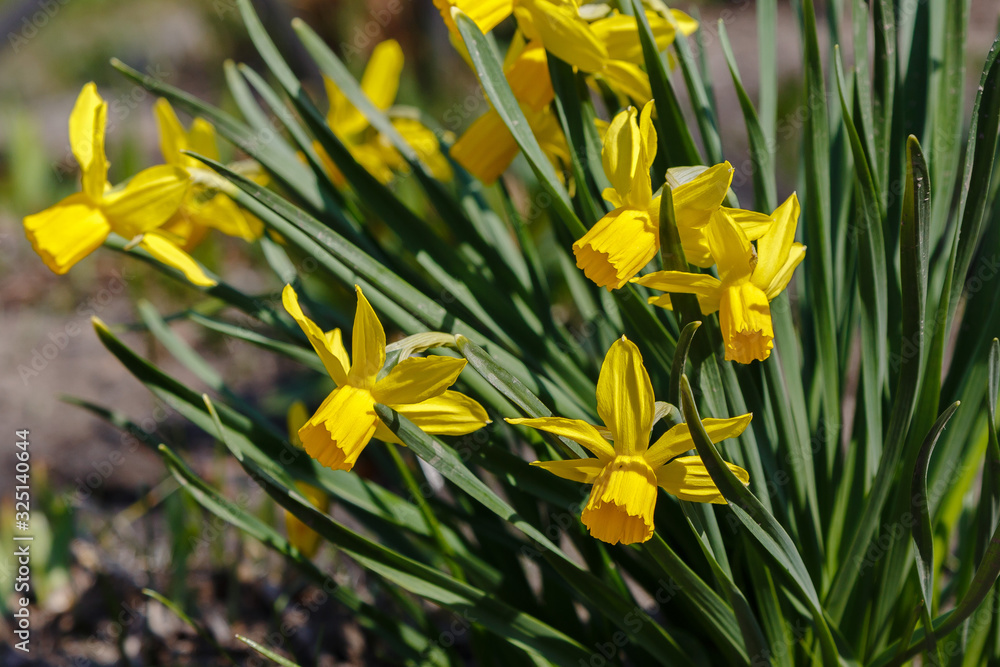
<box><xmin>508</xmin><ymin>336</ymin><xmax>750</xmax><ymax>545</ymax></box>
<box><xmin>574</xmin><ymin>102</ymin><xmax>660</xmax><ymax>290</ymax></box>
<box><xmin>666</xmin><ymin>162</ymin><xmax>774</xmax><ymax>268</ymax></box>
<box><xmin>23</xmin><ymin>83</ymin><xmax>215</xmax><ymax>286</ymax></box>
<box><xmin>154</xmin><ymin>99</ymin><xmax>263</xmax><ymax>250</ymax></box>
<box><xmin>282</xmin><ymin>284</ymin><xmax>489</xmax><ymax>471</ymax></box>
<box><xmin>633</xmin><ymin>194</ymin><xmax>806</xmax><ymax>364</ymax></box>
<box><xmin>317</xmin><ymin>40</ymin><xmax>452</xmax><ymax>186</ymax></box>
<box><xmin>283</xmin><ymin>401</ymin><xmax>329</xmax><ymax>559</ymax></box>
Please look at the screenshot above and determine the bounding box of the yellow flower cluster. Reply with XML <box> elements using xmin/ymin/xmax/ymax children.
<box><xmin>574</xmin><ymin>104</ymin><xmax>806</xmax><ymax>365</ymax></box>
<box><xmin>24</xmin><ymin>83</ymin><xmax>264</xmax><ymax>286</ymax></box>
<box><xmin>437</xmin><ymin>0</ymin><xmax>696</xmax><ymax>184</ymax></box>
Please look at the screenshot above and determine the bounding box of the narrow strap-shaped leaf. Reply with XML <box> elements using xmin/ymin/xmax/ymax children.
<box><xmin>718</xmin><ymin>20</ymin><xmax>776</xmax><ymax>212</ymax></box>
<box><xmin>800</xmin><ymin>0</ymin><xmax>840</xmax><ymax>471</ymax></box>
<box><xmin>976</xmin><ymin>339</ymin><xmax>1000</xmax><ymax>565</ymax></box>
<box><xmin>826</xmin><ymin>136</ymin><xmax>930</xmax><ymax>622</ymax></box>
<box><xmin>156</xmin><ymin>444</ymin><xmax>449</xmax><ymax>666</ymax></box>
<box><xmin>945</xmin><ymin>36</ymin><xmax>1000</xmax><ymax>329</ymax></box>
<box><xmin>834</xmin><ymin>46</ymin><xmax>888</xmax><ymax>488</ymax></box>
<box><xmin>910</xmin><ymin>402</ymin><xmax>961</xmax><ymax>615</ymax></box>
<box><xmin>674</xmin><ymin>31</ymin><xmax>723</xmax><ymax>166</ymax></box>
<box><xmin>870</xmin><ymin>513</ymin><xmax>1000</xmax><ymax>667</ymax></box>
<box><xmin>670</xmin><ymin>321</ymin><xmax>701</xmax><ymax>407</ymax></box>
<box><xmin>236</xmin><ymin>635</ymin><xmax>303</xmax><ymax>667</ymax></box>
<box><xmin>643</xmin><ymin>534</ymin><xmax>749</xmax><ymax>664</ymax></box>
<box><xmin>629</xmin><ymin>0</ymin><xmax>701</xmax><ymax>167</ymax></box>
<box><xmin>678</xmin><ymin>374</ymin><xmax>841</xmax><ymax>665</ymax></box>
<box><xmin>452</xmin><ymin>10</ymin><xmax>584</xmax><ymax>237</ymax></box>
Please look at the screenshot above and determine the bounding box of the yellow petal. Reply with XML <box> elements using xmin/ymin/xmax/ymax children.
<box><xmin>287</xmin><ymin>400</ymin><xmax>310</xmax><ymax>447</ymax></box>
<box><xmin>361</xmin><ymin>40</ymin><xmax>404</xmax><ymax>111</ymax></box>
<box><xmin>753</xmin><ymin>192</ymin><xmax>801</xmax><ymax>290</ymax></box>
<box><xmin>705</xmin><ymin>208</ymin><xmax>754</xmax><ymax>284</ymax></box>
<box><xmin>373</xmin><ymin>356</ymin><xmax>467</xmax><ymax>405</ymax></box>
<box><xmin>451</xmin><ymin>110</ymin><xmax>520</xmax><ymax>184</ymax></box>
<box><xmin>516</xmin><ymin>0</ymin><xmax>608</xmax><ymax>73</ymax></box>
<box><xmin>435</xmin><ymin>0</ymin><xmax>514</xmax><ymax>37</ymax></box>
<box><xmin>138</xmin><ymin>231</ymin><xmax>216</xmax><ymax>287</ymax></box>
<box><xmin>631</xmin><ymin>270</ymin><xmax>722</xmax><ymax>314</ymax></box>
<box><xmin>506</xmin><ymin>416</ymin><xmax>615</xmax><ymax>461</ymax></box>
<box><xmin>395</xmin><ymin>390</ymin><xmax>490</xmax><ymax>435</ymax></box>
<box><xmin>324</xmin><ymin>75</ymin><xmax>367</xmax><ymax>137</ymax></box>
<box><xmin>23</xmin><ymin>193</ymin><xmax>111</xmax><ymax>275</ymax></box>
<box><xmin>284</xmin><ymin>480</ymin><xmax>328</xmax><ymax>558</ymax></box>
<box><xmin>719</xmin><ymin>282</ymin><xmax>774</xmax><ymax>364</ymax></box>
<box><xmin>185</xmin><ymin>192</ymin><xmax>263</xmax><ymax>242</ymax></box>
<box><xmin>281</xmin><ymin>284</ymin><xmax>350</xmax><ymax>385</ymax></box>
<box><xmin>154</xmin><ymin>98</ymin><xmax>186</xmax><ymax>167</ymax></box>
<box><xmin>101</xmin><ymin>165</ymin><xmax>190</xmax><ymax>237</ymax></box>
<box><xmin>725</xmin><ymin>207</ymin><xmax>774</xmax><ymax>241</ymax></box>
<box><xmin>187</xmin><ymin>118</ymin><xmax>220</xmax><ymax>162</ymax></box>
<box><xmin>762</xmin><ymin>243</ymin><xmax>807</xmax><ymax>300</ymax></box>
<box><xmin>589</xmin><ymin>12</ymin><xmax>682</xmax><ymax>64</ymax></box>
<box><xmin>69</xmin><ymin>82</ymin><xmax>109</xmax><ymax>200</ymax></box>
<box><xmin>581</xmin><ymin>456</ymin><xmax>657</xmax><ymax>545</ymax></box>
<box><xmin>669</xmin><ymin>161</ymin><xmax>733</xmax><ymax>213</ymax></box>
<box><xmin>393</xmin><ymin>118</ymin><xmax>453</xmax><ymax>181</ymax></box>
<box><xmin>644</xmin><ymin>414</ymin><xmax>753</xmax><ymax>469</ymax></box>
<box><xmin>596</xmin><ymin>60</ymin><xmax>653</xmax><ymax>104</ymax></box>
<box><xmin>530</xmin><ymin>458</ymin><xmax>604</xmax><ymax>484</ymax></box>
<box><xmin>573</xmin><ymin>206</ymin><xmax>659</xmax><ymax>290</ymax></box>
<box><xmin>299</xmin><ymin>385</ymin><xmax>379</xmax><ymax>471</ymax></box>
<box><xmin>348</xmin><ymin>285</ymin><xmax>386</xmax><ymax>386</ymax></box>
<box><xmin>595</xmin><ymin>336</ymin><xmax>654</xmax><ymax>456</ymax></box>
<box><xmin>602</xmin><ymin>106</ymin><xmax>641</xmax><ymax>201</ymax></box>
<box><xmin>506</xmin><ymin>39</ymin><xmax>554</xmax><ymax>111</ymax></box>
<box><xmin>655</xmin><ymin>456</ymin><xmax>748</xmax><ymax>504</ymax></box>
<box><xmin>668</xmin><ymin>162</ymin><xmax>735</xmax><ymax>267</ymax></box>
<box><xmin>670</xmin><ymin>9</ymin><xmax>699</xmax><ymax>37</ymax></box>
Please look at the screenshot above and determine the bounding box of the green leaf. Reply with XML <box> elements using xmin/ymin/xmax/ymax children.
<box><xmin>678</xmin><ymin>374</ymin><xmax>841</xmax><ymax>665</ymax></box>
<box><xmin>834</xmin><ymin>46</ymin><xmax>888</xmax><ymax>487</ymax></box>
<box><xmin>670</xmin><ymin>321</ymin><xmax>701</xmax><ymax>407</ymax></box>
<box><xmin>799</xmin><ymin>0</ymin><xmax>840</xmax><ymax>472</ymax></box>
<box><xmin>642</xmin><ymin>534</ymin><xmax>750</xmax><ymax>664</ymax></box>
<box><xmin>910</xmin><ymin>402</ymin><xmax>961</xmax><ymax>614</ymax></box>
<box><xmin>156</xmin><ymin>445</ymin><xmax>448</xmax><ymax>665</ymax></box>
<box><xmin>236</xmin><ymin>635</ymin><xmax>303</xmax><ymax>667</ymax></box>
<box><xmin>718</xmin><ymin>20</ymin><xmax>776</xmax><ymax>212</ymax></box>
<box><xmin>629</xmin><ymin>0</ymin><xmax>701</xmax><ymax>167</ymax></box>
<box><xmin>826</xmin><ymin>136</ymin><xmax>930</xmax><ymax>622</ymax></box>
<box><xmin>452</xmin><ymin>10</ymin><xmax>584</xmax><ymax>237</ymax></box>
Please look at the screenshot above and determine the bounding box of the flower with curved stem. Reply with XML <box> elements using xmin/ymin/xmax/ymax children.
<box><xmin>317</xmin><ymin>39</ymin><xmax>452</xmax><ymax>185</ymax></box>
<box><xmin>23</xmin><ymin>83</ymin><xmax>215</xmax><ymax>286</ymax></box>
<box><xmin>573</xmin><ymin>101</ymin><xmax>659</xmax><ymax>290</ymax></box>
<box><xmin>282</xmin><ymin>284</ymin><xmax>489</xmax><ymax>471</ymax></box>
<box><xmin>507</xmin><ymin>336</ymin><xmax>750</xmax><ymax>545</ymax></box>
<box><xmin>153</xmin><ymin>98</ymin><xmax>263</xmax><ymax>250</ymax></box>
<box><xmin>666</xmin><ymin>162</ymin><xmax>774</xmax><ymax>268</ymax></box>
<box><xmin>633</xmin><ymin>193</ymin><xmax>806</xmax><ymax>364</ymax></box>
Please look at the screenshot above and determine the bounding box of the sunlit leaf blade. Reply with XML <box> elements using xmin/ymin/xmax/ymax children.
<box><xmin>452</xmin><ymin>10</ymin><xmax>584</xmax><ymax>237</ymax></box>
<box><xmin>678</xmin><ymin>374</ymin><xmax>841</xmax><ymax>665</ymax></box>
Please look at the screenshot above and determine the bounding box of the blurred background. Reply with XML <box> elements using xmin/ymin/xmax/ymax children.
<box><xmin>0</xmin><ymin>0</ymin><xmax>997</xmax><ymax>664</ymax></box>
